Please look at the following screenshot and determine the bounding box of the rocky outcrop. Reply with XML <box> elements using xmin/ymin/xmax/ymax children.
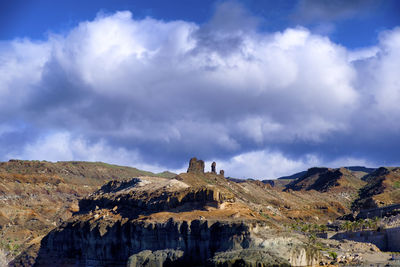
<box><xmin>211</xmin><ymin>162</ymin><xmax>216</xmax><ymax>174</ymax></box>
<box><xmin>127</xmin><ymin>249</ymin><xmax>184</xmax><ymax>267</ymax></box>
<box><xmin>4</xmin><ymin>158</ymin><xmax>397</xmax><ymax>267</ymax></box>
<box><xmin>187</xmin><ymin>158</ymin><xmax>205</xmax><ymax>173</ymax></box>
<box><xmin>209</xmin><ymin>249</ymin><xmax>290</xmax><ymax>267</ymax></box>
<box><xmin>78</xmin><ymin>177</ymin><xmax>234</xmax><ymax>218</ymax></box>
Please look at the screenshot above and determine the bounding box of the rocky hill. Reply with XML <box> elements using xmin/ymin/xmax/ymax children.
<box><xmin>0</xmin><ymin>159</ymin><xmax>173</xmax><ymax>264</ymax></box>
<box><xmin>352</xmin><ymin>167</ymin><xmax>400</xmax><ymax>211</ymax></box>
<box><xmin>22</xmin><ymin>158</ymin><xmax>376</xmax><ymax>267</ymax></box>
<box><xmin>1</xmin><ymin>158</ymin><xmax>396</xmax><ymax>266</ymax></box>
<box><xmin>285</xmin><ymin>167</ymin><xmax>366</xmax><ymax>193</ymax></box>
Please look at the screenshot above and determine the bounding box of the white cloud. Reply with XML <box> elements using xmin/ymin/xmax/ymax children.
<box><xmin>206</xmin><ymin>150</ymin><xmax>319</xmax><ymax>179</ymax></box>
<box><xmin>0</xmin><ymin>10</ymin><xmax>399</xmax><ymax>176</ymax></box>
<box><xmin>0</xmin><ymin>39</ymin><xmax>50</xmax><ymax>114</ymax></box>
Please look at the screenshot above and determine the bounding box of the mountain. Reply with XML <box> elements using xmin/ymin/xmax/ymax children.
<box><xmin>284</xmin><ymin>167</ymin><xmax>366</xmax><ymax>193</ymax></box>
<box><xmin>352</xmin><ymin>167</ymin><xmax>400</xmax><ymax>211</ymax></box>
<box><xmin>344</xmin><ymin>166</ymin><xmax>376</xmax><ymax>173</ymax></box>
<box><xmin>1</xmin><ymin>159</ymin><xmax>393</xmax><ymax>266</ymax></box>
<box><xmin>277</xmin><ymin>170</ymin><xmax>307</xmax><ymax>180</ymax></box>
<box><xmin>26</xmin><ymin>158</ymin><xmax>365</xmax><ymax>266</ymax></box>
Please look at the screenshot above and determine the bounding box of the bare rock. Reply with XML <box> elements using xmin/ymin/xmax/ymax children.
<box><xmin>209</xmin><ymin>249</ymin><xmax>290</xmax><ymax>267</ymax></box>
<box><xmin>127</xmin><ymin>249</ymin><xmax>184</xmax><ymax>267</ymax></box>
<box><xmin>187</xmin><ymin>157</ymin><xmax>205</xmax><ymax>174</ymax></box>
<box><xmin>211</xmin><ymin>162</ymin><xmax>216</xmax><ymax>173</ymax></box>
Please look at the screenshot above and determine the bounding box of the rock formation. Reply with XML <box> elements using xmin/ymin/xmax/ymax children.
<box><xmin>187</xmin><ymin>157</ymin><xmax>204</xmax><ymax>173</ymax></box>
<box><xmin>6</xmin><ymin>158</ymin><xmax>397</xmax><ymax>266</ymax></box>
<box><xmin>0</xmin><ymin>160</ymin><xmax>175</xmax><ymax>265</ymax></box>
<box><xmin>211</xmin><ymin>162</ymin><xmax>216</xmax><ymax>173</ymax></box>
<box><xmin>127</xmin><ymin>249</ymin><xmax>184</xmax><ymax>267</ymax></box>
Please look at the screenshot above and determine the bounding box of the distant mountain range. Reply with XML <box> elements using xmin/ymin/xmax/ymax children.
<box><xmin>277</xmin><ymin>166</ymin><xmax>376</xmax><ymax>180</ymax></box>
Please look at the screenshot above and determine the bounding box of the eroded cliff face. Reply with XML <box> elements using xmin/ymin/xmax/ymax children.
<box><xmin>35</xmin><ymin>218</ymin><xmax>254</xmax><ymax>266</ymax></box>
<box><xmin>32</xmin><ymin>174</ymin><xmax>257</xmax><ymax>266</ymax></box>
<box><xmin>78</xmin><ymin>178</ymin><xmax>234</xmax><ymax>218</ymax></box>
<box><xmin>32</xmin><ymin>174</ymin><xmax>327</xmax><ymax>267</ymax></box>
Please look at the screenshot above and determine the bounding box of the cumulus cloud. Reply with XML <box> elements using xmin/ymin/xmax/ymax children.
<box><xmin>206</xmin><ymin>150</ymin><xmax>320</xmax><ymax>179</ymax></box>
<box><xmin>0</xmin><ymin>7</ymin><xmax>400</xmax><ymax>178</ymax></box>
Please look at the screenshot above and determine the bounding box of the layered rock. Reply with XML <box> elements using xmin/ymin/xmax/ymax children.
<box><xmin>78</xmin><ymin>177</ymin><xmax>234</xmax><ymax>218</ymax></box>
<box><xmin>35</xmin><ymin>218</ymin><xmax>255</xmax><ymax>266</ymax></box>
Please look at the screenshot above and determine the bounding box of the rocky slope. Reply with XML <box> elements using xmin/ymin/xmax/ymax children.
<box><xmin>2</xmin><ymin>158</ymin><xmax>396</xmax><ymax>266</ymax></box>
<box><xmin>285</xmin><ymin>167</ymin><xmax>366</xmax><ymax>193</ymax></box>
<box><xmin>352</xmin><ymin>167</ymin><xmax>400</xmax><ymax>210</ymax></box>
<box><xmin>0</xmin><ymin>160</ymin><xmax>173</xmax><ymax>264</ymax></box>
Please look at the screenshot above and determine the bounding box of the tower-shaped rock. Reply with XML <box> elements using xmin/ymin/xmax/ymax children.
<box><xmin>187</xmin><ymin>157</ymin><xmax>205</xmax><ymax>173</ymax></box>
<box><xmin>211</xmin><ymin>162</ymin><xmax>216</xmax><ymax>173</ymax></box>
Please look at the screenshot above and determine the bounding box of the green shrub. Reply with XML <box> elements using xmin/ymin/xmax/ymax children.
<box><xmin>329</xmin><ymin>251</ymin><xmax>338</xmax><ymax>261</ymax></box>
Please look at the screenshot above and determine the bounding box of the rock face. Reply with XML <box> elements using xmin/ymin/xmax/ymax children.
<box><xmin>77</xmin><ymin>177</ymin><xmax>234</xmax><ymax>218</ymax></box>
<box><xmin>127</xmin><ymin>249</ymin><xmax>184</xmax><ymax>267</ymax></box>
<box><xmin>209</xmin><ymin>249</ymin><xmax>290</xmax><ymax>267</ymax></box>
<box><xmin>211</xmin><ymin>162</ymin><xmax>216</xmax><ymax>174</ymax></box>
<box><xmin>35</xmin><ymin>219</ymin><xmax>254</xmax><ymax>266</ymax></box>
<box><xmin>187</xmin><ymin>157</ymin><xmax>204</xmax><ymax>174</ymax></box>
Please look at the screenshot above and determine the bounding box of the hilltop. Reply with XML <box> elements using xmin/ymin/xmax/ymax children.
<box><xmin>285</xmin><ymin>167</ymin><xmax>366</xmax><ymax>193</ymax></box>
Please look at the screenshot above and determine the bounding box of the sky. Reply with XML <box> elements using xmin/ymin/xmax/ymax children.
<box><xmin>0</xmin><ymin>0</ymin><xmax>400</xmax><ymax>179</ymax></box>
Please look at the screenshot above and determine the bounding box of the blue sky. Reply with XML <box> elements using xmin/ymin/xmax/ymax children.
<box><xmin>2</xmin><ymin>0</ymin><xmax>399</xmax><ymax>46</ymax></box>
<box><xmin>1</xmin><ymin>0</ymin><xmax>400</xmax><ymax>178</ymax></box>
